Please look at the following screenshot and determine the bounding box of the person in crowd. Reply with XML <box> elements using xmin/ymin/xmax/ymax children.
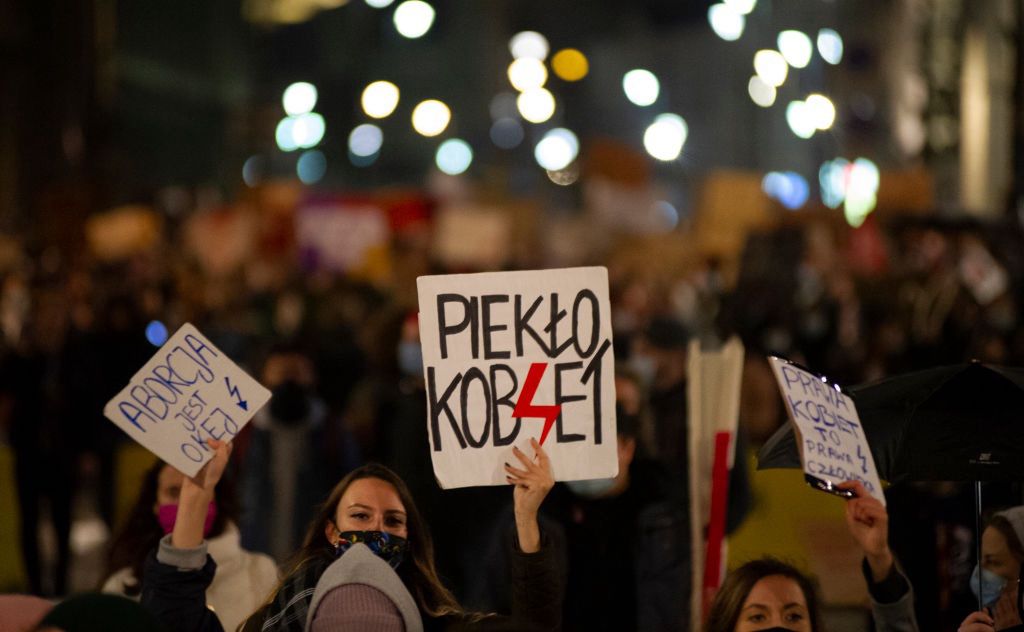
<box><xmin>705</xmin><ymin>479</ymin><xmax>918</xmax><ymax>632</ymax></box>
<box><xmin>101</xmin><ymin>459</ymin><xmax>278</xmax><ymax>632</ymax></box>
<box><xmin>141</xmin><ymin>439</ymin><xmax>562</xmax><ymax>632</ymax></box>
<box><xmin>34</xmin><ymin>592</ymin><xmax>169</xmax><ymax>632</ymax></box>
<box><xmin>542</xmin><ymin>400</ymin><xmax>685</xmax><ymax>630</ymax></box>
<box><xmin>958</xmin><ymin>507</ymin><xmax>1024</xmax><ymax>632</ymax></box>
<box><xmin>239</xmin><ymin>343</ymin><xmax>360</xmax><ymax>562</ymax></box>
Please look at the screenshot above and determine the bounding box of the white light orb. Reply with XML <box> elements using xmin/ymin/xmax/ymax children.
<box><xmin>509</xmin><ymin>31</ymin><xmax>549</xmax><ymax>60</ymax></box>
<box><xmin>348</xmin><ymin>124</ymin><xmax>383</xmax><ymax>157</ymax></box>
<box><xmin>818</xmin><ymin>28</ymin><xmax>844</xmax><ymax>65</ymax></box>
<box><xmin>623</xmin><ymin>69</ymin><xmax>660</xmax><ymax>107</ymax></box>
<box><xmin>534</xmin><ymin>128</ymin><xmax>579</xmax><ymax>171</ymax></box>
<box><xmin>282</xmin><ymin>82</ymin><xmax>318</xmax><ymax>116</ymax></box>
<box><xmin>708</xmin><ymin>4</ymin><xmax>745</xmax><ymax>41</ymax></box>
<box><xmin>276</xmin><ymin>117</ymin><xmax>299</xmax><ymax>151</ymax></box>
<box><xmin>361</xmin><ymin>81</ymin><xmax>400</xmax><ymax>119</ymax></box>
<box><xmin>723</xmin><ymin>0</ymin><xmax>756</xmax><ymax>15</ymax></box>
<box><xmin>785</xmin><ymin>100</ymin><xmax>816</xmax><ymax>139</ymax></box>
<box><xmin>292</xmin><ymin>112</ymin><xmax>326</xmax><ymax>148</ymax></box>
<box><xmin>516</xmin><ymin>88</ymin><xmax>555</xmax><ymax>123</ymax></box>
<box><xmin>805</xmin><ymin>93</ymin><xmax>836</xmax><ymax>130</ymax></box>
<box><xmin>435</xmin><ymin>138</ymin><xmax>473</xmax><ymax>175</ymax></box>
<box><xmin>507</xmin><ymin>58</ymin><xmax>548</xmax><ymax>91</ymax></box>
<box><xmin>411</xmin><ymin>99</ymin><xmax>451</xmax><ymax>136</ymax></box>
<box><xmin>778</xmin><ymin>30</ymin><xmax>813</xmax><ymax>69</ymax></box>
<box><xmin>754</xmin><ymin>49</ymin><xmax>788</xmax><ymax>87</ymax></box>
<box><xmin>643</xmin><ymin>113</ymin><xmax>688</xmax><ymax>161</ymax></box>
<box><xmin>365</xmin><ymin>0</ymin><xmax>394</xmax><ymax>7</ymax></box>
<box><xmin>393</xmin><ymin>0</ymin><xmax>435</xmax><ymax>39</ymax></box>
<box><xmin>747</xmin><ymin>75</ymin><xmax>776</xmax><ymax>107</ymax></box>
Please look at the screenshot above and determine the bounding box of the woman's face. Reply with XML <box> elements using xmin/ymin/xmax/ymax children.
<box><xmin>983</xmin><ymin>526</ymin><xmax>1022</xmax><ymax>582</ymax></box>
<box><xmin>735</xmin><ymin>575</ymin><xmax>812</xmax><ymax>632</ymax></box>
<box><xmin>153</xmin><ymin>465</ymin><xmax>185</xmax><ymax>513</ymax></box>
<box><xmin>326</xmin><ymin>477</ymin><xmax>408</xmax><ymax>543</ymax></box>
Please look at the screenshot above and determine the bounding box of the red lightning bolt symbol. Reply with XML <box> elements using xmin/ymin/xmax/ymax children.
<box><xmin>512</xmin><ymin>362</ymin><xmax>562</xmax><ymax>446</ymax></box>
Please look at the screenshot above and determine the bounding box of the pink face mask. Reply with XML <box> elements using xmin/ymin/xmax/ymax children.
<box><xmin>157</xmin><ymin>502</ymin><xmax>218</xmax><ymax>537</ymax></box>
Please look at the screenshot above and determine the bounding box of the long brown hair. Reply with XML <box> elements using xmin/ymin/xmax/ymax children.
<box><xmin>705</xmin><ymin>558</ymin><xmax>823</xmax><ymax>632</ymax></box>
<box><xmin>244</xmin><ymin>463</ymin><xmax>469</xmax><ymax>628</ymax></box>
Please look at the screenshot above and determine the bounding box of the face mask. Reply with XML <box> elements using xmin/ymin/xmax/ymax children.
<box><xmin>970</xmin><ymin>564</ymin><xmax>1008</xmax><ymax>607</ymax></box>
<box><xmin>157</xmin><ymin>502</ymin><xmax>218</xmax><ymax>537</ymax></box>
<box><xmin>332</xmin><ymin>530</ymin><xmax>409</xmax><ymax>570</ymax></box>
<box><xmin>397</xmin><ymin>341</ymin><xmax>423</xmax><ymax>377</ymax></box>
<box><xmin>567</xmin><ymin>478</ymin><xmax>617</xmax><ymax>499</ymax></box>
<box><xmin>269</xmin><ymin>380</ymin><xmax>312</xmax><ymax>424</ymax></box>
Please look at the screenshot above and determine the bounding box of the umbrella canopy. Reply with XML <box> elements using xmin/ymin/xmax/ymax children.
<box><xmin>758</xmin><ymin>362</ymin><xmax>1024</xmax><ymax>483</ymax></box>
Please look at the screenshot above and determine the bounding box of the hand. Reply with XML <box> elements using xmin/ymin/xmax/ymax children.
<box><xmin>992</xmin><ymin>582</ymin><xmax>1023</xmax><ymax>628</ymax></box>
<box><xmin>173</xmin><ymin>439</ymin><xmax>232</xmax><ymax>549</ymax></box>
<box><xmin>959</xmin><ymin>610</ymin><xmax>995</xmax><ymax>632</ymax></box>
<box><xmin>505</xmin><ymin>438</ymin><xmax>554</xmax><ymax>553</ymax></box>
<box><xmin>838</xmin><ymin>480</ymin><xmax>892</xmax><ymax>582</ymax></box>
<box><xmin>183</xmin><ymin>439</ymin><xmax>233</xmax><ymax>497</ymax></box>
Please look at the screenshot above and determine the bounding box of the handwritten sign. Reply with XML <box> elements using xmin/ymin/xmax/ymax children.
<box><xmin>417</xmin><ymin>267</ymin><xmax>617</xmax><ymax>489</ymax></box>
<box><xmin>768</xmin><ymin>357</ymin><xmax>885</xmax><ymax>505</ymax></box>
<box><xmin>103</xmin><ymin>324</ymin><xmax>271</xmax><ymax>477</ymax></box>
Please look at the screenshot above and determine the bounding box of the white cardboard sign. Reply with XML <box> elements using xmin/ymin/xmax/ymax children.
<box><xmin>417</xmin><ymin>267</ymin><xmax>618</xmax><ymax>489</ymax></box>
<box><xmin>103</xmin><ymin>323</ymin><xmax>271</xmax><ymax>477</ymax></box>
<box><xmin>769</xmin><ymin>357</ymin><xmax>886</xmax><ymax>505</ymax></box>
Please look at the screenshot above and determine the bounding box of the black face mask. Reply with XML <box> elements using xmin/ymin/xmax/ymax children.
<box><xmin>269</xmin><ymin>380</ymin><xmax>312</xmax><ymax>424</ymax></box>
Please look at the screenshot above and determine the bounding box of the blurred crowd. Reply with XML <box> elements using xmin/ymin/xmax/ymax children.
<box><xmin>2</xmin><ymin>191</ymin><xmax>1024</xmax><ymax>630</ymax></box>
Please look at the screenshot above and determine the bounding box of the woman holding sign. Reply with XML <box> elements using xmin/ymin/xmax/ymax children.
<box><xmin>142</xmin><ymin>438</ymin><xmax>561</xmax><ymax>632</ymax></box>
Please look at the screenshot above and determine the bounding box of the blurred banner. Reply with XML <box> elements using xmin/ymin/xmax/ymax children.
<box><xmin>687</xmin><ymin>336</ymin><xmax>744</xmax><ymax>628</ymax></box>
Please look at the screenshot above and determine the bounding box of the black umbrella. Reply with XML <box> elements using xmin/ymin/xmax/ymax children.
<box><xmin>757</xmin><ymin>361</ymin><xmax>1024</xmax><ymax>610</ymax></box>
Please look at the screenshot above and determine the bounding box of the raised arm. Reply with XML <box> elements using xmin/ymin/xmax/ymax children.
<box><xmin>504</xmin><ymin>438</ymin><xmax>554</xmax><ymax>553</ymax></box>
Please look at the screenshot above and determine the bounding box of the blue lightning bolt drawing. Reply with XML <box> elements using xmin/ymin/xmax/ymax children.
<box><xmin>225</xmin><ymin>377</ymin><xmax>249</xmax><ymax>411</ymax></box>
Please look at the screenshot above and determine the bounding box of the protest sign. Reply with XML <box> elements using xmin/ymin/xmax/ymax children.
<box><xmin>103</xmin><ymin>324</ymin><xmax>271</xmax><ymax>477</ymax></box>
<box><xmin>768</xmin><ymin>357</ymin><xmax>885</xmax><ymax>505</ymax></box>
<box><xmin>417</xmin><ymin>267</ymin><xmax>617</xmax><ymax>489</ymax></box>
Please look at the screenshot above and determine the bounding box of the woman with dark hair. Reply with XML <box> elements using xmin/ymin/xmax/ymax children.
<box><xmin>705</xmin><ymin>480</ymin><xmax>918</xmax><ymax>632</ymax></box>
<box><xmin>960</xmin><ymin>507</ymin><xmax>1024</xmax><ymax>632</ymax></box>
<box><xmin>142</xmin><ymin>439</ymin><xmax>560</xmax><ymax>632</ymax></box>
<box><xmin>102</xmin><ymin>459</ymin><xmax>278</xmax><ymax>632</ymax></box>
<box><xmin>705</xmin><ymin>558</ymin><xmax>822</xmax><ymax>632</ymax></box>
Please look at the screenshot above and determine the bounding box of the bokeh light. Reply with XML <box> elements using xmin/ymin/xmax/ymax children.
<box><xmin>655</xmin><ymin>200</ymin><xmax>680</xmax><ymax>229</ymax></box>
<box><xmin>435</xmin><ymin>138</ymin><xmax>473</xmax><ymax>175</ymax></box>
<box><xmin>292</xmin><ymin>112</ymin><xmax>326</xmax><ymax>148</ymax></box>
<box><xmin>534</xmin><ymin>128</ymin><xmax>579</xmax><ymax>171</ymax></box>
<box><xmin>622</xmin><ymin>69</ymin><xmax>660</xmax><ymax>107</ymax></box>
<box><xmin>707</xmin><ymin>4</ymin><xmax>745</xmax><ymax>41</ymax></box>
<box><xmin>411</xmin><ymin>99</ymin><xmax>451</xmax><ymax>136</ymax></box>
<box><xmin>754</xmin><ymin>50</ymin><xmax>788</xmax><ymax>87</ymax></box>
<box><xmin>282</xmin><ymin>82</ymin><xmax>318</xmax><ymax>116</ymax></box>
<box><xmin>276</xmin><ymin>117</ymin><xmax>298</xmax><ymax>151</ymax></box>
<box><xmin>643</xmin><ymin>113</ymin><xmax>687</xmax><ymax>161</ymax></box>
<box><xmin>242</xmin><ymin>155</ymin><xmax>265</xmax><ymax>187</ymax></box>
<box><xmin>723</xmin><ymin>0</ymin><xmax>756</xmax><ymax>15</ymax></box>
<box><xmin>818</xmin><ymin>157</ymin><xmax>881</xmax><ymax>226</ymax></box>
<box><xmin>818</xmin><ymin>28</ymin><xmax>844</xmax><ymax>65</ymax></box>
<box><xmin>547</xmin><ymin>163</ymin><xmax>580</xmax><ymax>186</ymax></box>
<box><xmin>365</xmin><ymin>0</ymin><xmax>394</xmax><ymax>7</ymax></box>
<box><xmin>777</xmin><ymin>30</ymin><xmax>813</xmax><ymax>69</ymax></box>
<box><xmin>393</xmin><ymin>0</ymin><xmax>435</xmax><ymax>38</ymax></box>
<box><xmin>509</xmin><ymin>31</ymin><xmax>549</xmax><ymax>60</ymax></box>
<box><xmin>747</xmin><ymin>76</ymin><xmax>776</xmax><ymax>107</ymax></box>
<box><xmin>551</xmin><ymin>49</ymin><xmax>588</xmax><ymax>81</ymax></box>
<box><xmin>348</xmin><ymin>124</ymin><xmax>383</xmax><ymax>157</ymax></box>
<box><xmin>516</xmin><ymin>88</ymin><xmax>556</xmax><ymax>123</ymax></box>
<box><xmin>490</xmin><ymin>117</ymin><xmax>524</xmax><ymax>149</ymax></box>
<box><xmin>762</xmin><ymin>171</ymin><xmax>809</xmax><ymax>209</ymax></box>
<box><xmin>489</xmin><ymin>92</ymin><xmax>518</xmax><ymax>120</ymax></box>
<box><xmin>785</xmin><ymin>100</ymin><xmax>815</xmax><ymax>139</ymax></box>
<box><xmin>361</xmin><ymin>81</ymin><xmax>400</xmax><ymax>119</ymax></box>
<box><xmin>507</xmin><ymin>57</ymin><xmax>548</xmax><ymax>91</ymax></box>
<box><xmin>297</xmin><ymin>150</ymin><xmax>327</xmax><ymax>184</ymax></box>
<box><xmin>805</xmin><ymin>93</ymin><xmax>836</xmax><ymax>130</ymax></box>
<box><xmin>145</xmin><ymin>321</ymin><xmax>169</xmax><ymax>347</ymax></box>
